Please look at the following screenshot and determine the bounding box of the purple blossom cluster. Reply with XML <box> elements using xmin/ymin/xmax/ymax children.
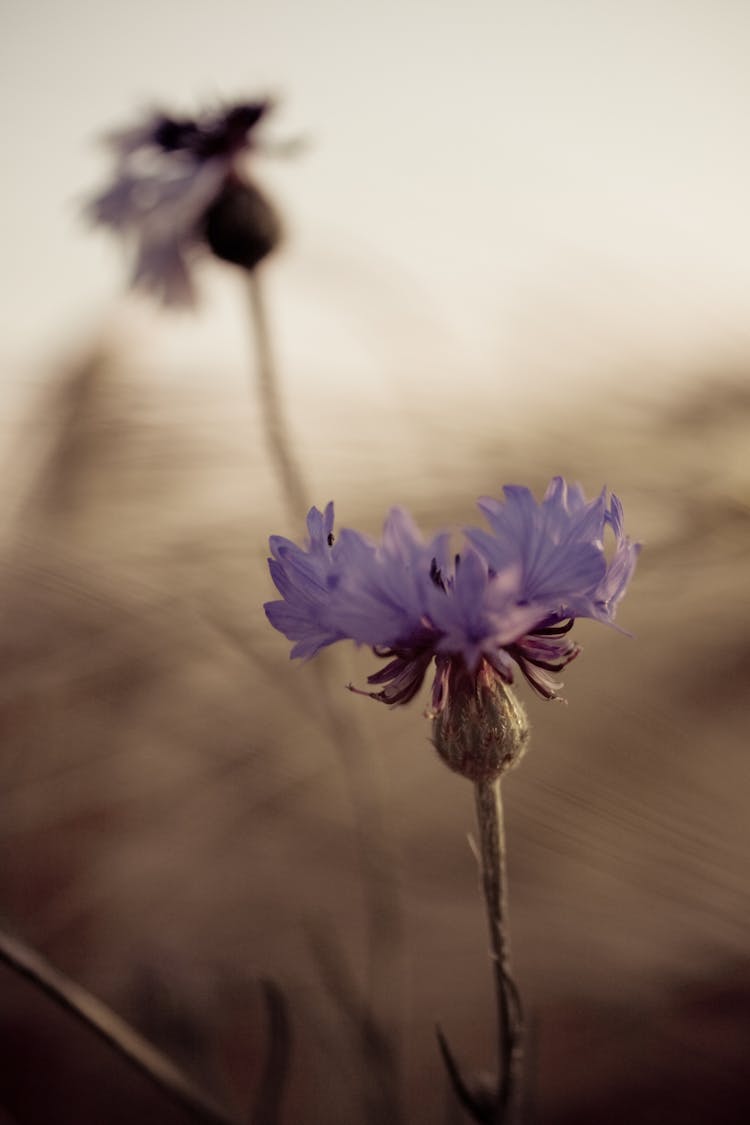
<box><xmin>87</xmin><ymin>101</ymin><xmax>275</xmax><ymax>305</ymax></box>
<box><xmin>264</xmin><ymin>478</ymin><xmax>639</xmax><ymax>713</ymax></box>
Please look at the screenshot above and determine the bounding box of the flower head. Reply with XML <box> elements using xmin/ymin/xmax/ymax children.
<box><xmin>87</xmin><ymin>99</ymin><xmax>282</xmax><ymax>305</ymax></box>
<box><xmin>264</xmin><ymin>478</ymin><xmax>640</xmax><ymax>721</ymax></box>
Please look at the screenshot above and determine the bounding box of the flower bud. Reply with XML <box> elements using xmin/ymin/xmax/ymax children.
<box><xmin>203</xmin><ymin>178</ymin><xmax>282</xmax><ymax>270</ymax></box>
<box><xmin>432</xmin><ymin>666</ymin><xmax>529</xmax><ymax>782</ymax></box>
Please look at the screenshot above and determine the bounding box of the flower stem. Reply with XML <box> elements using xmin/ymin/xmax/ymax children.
<box><xmin>245</xmin><ymin>269</ymin><xmax>403</xmax><ymax>1116</ymax></box>
<box><xmin>474</xmin><ymin>778</ymin><xmax>523</xmax><ymax>1124</ymax></box>
<box><xmin>313</xmin><ymin>667</ymin><xmax>405</xmax><ymax>1124</ymax></box>
<box><xmin>246</xmin><ymin>269</ymin><xmax>308</xmax><ymax>522</ymax></box>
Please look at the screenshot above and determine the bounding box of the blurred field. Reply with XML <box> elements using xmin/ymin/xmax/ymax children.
<box><xmin>0</xmin><ymin>331</ymin><xmax>748</xmax><ymax>1123</ymax></box>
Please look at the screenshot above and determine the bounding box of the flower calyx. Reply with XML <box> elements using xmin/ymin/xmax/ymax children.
<box><xmin>203</xmin><ymin>177</ymin><xmax>283</xmax><ymax>271</ymax></box>
<box><xmin>431</xmin><ymin>662</ymin><xmax>529</xmax><ymax>782</ymax></box>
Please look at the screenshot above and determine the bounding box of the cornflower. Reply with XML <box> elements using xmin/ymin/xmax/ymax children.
<box><xmin>265</xmin><ymin>477</ymin><xmax>639</xmax><ymax>1123</ymax></box>
<box><xmin>265</xmin><ymin>478</ymin><xmax>638</xmax><ymax>745</ymax></box>
<box><xmin>87</xmin><ymin>99</ymin><xmax>282</xmax><ymax>304</ymax></box>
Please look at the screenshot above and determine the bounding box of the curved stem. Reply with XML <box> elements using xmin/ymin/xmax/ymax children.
<box><xmin>0</xmin><ymin>927</ymin><xmax>238</xmax><ymax>1125</ymax></box>
<box><xmin>474</xmin><ymin>779</ymin><xmax>523</xmax><ymax>1124</ymax></box>
<box><xmin>246</xmin><ymin>270</ymin><xmax>308</xmax><ymax>522</ymax></box>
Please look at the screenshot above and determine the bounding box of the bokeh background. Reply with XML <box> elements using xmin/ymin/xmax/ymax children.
<box><xmin>1</xmin><ymin>1</ymin><xmax>749</xmax><ymax>1122</ymax></box>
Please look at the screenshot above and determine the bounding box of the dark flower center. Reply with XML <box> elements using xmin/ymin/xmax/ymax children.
<box><xmin>153</xmin><ymin>117</ymin><xmax>197</xmax><ymax>152</ymax></box>
<box><xmin>153</xmin><ymin>102</ymin><xmax>271</xmax><ymax>160</ymax></box>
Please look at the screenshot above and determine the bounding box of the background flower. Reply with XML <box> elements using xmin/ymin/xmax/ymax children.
<box><xmin>87</xmin><ymin>100</ymin><xmax>281</xmax><ymax>304</ymax></box>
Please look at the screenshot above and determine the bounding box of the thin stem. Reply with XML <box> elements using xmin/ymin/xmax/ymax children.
<box><xmin>313</xmin><ymin>660</ymin><xmax>405</xmax><ymax>1125</ymax></box>
<box><xmin>0</xmin><ymin>927</ymin><xmax>239</xmax><ymax>1125</ymax></box>
<box><xmin>251</xmin><ymin>980</ymin><xmax>293</xmax><ymax>1125</ymax></box>
<box><xmin>474</xmin><ymin>778</ymin><xmax>523</xmax><ymax>1125</ymax></box>
<box><xmin>246</xmin><ymin>269</ymin><xmax>308</xmax><ymax>522</ymax></box>
<box><xmin>244</xmin><ymin>269</ymin><xmax>403</xmax><ymax>1118</ymax></box>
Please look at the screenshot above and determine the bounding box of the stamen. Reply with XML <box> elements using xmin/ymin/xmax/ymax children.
<box><xmin>534</xmin><ymin>619</ymin><xmax>574</xmax><ymax>636</ymax></box>
<box><xmin>430</xmin><ymin>557</ymin><xmax>445</xmax><ymax>590</ymax></box>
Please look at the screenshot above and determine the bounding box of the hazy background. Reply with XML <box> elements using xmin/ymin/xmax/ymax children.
<box><xmin>1</xmin><ymin>2</ymin><xmax>749</xmax><ymax>1122</ymax></box>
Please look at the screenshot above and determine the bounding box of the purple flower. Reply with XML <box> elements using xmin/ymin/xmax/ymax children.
<box><xmin>265</xmin><ymin>503</ymin><xmax>345</xmax><ymax>659</ymax></box>
<box><xmin>87</xmin><ymin>100</ymin><xmax>281</xmax><ymax>305</ymax></box>
<box><xmin>264</xmin><ymin>478</ymin><xmax>640</xmax><ymax>714</ymax></box>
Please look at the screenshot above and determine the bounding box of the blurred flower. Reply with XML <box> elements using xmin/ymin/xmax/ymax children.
<box><xmin>264</xmin><ymin>478</ymin><xmax>640</xmax><ymax>716</ymax></box>
<box><xmin>87</xmin><ymin>100</ymin><xmax>283</xmax><ymax>305</ymax></box>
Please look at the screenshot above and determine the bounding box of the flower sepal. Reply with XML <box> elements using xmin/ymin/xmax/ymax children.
<box><xmin>431</xmin><ymin>661</ymin><xmax>529</xmax><ymax>782</ymax></box>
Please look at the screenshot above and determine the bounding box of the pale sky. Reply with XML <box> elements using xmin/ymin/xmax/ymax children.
<box><xmin>2</xmin><ymin>0</ymin><xmax>750</xmax><ymax>418</ymax></box>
